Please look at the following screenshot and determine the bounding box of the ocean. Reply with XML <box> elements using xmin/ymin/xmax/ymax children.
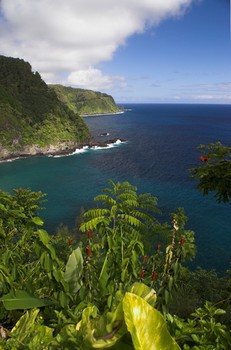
<box><xmin>0</xmin><ymin>103</ymin><xmax>230</xmax><ymax>272</ymax></box>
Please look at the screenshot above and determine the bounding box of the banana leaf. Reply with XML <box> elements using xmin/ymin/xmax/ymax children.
<box><xmin>64</xmin><ymin>247</ymin><xmax>83</xmax><ymax>294</ymax></box>
<box><xmin>0</xmin><ymin>290</ymin><xmax>52</xmax><ymax>310</ymax></box>
<box><xmin>123</xmin><ymin>292</ymin><xmax>180</xmax><ymax>350</ymax></box>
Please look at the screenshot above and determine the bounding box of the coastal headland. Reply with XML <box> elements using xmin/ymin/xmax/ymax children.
<box><xmin>0</xmin><ymin>55</ymin><xmax>122</xmax><ymax>162</ymax></box>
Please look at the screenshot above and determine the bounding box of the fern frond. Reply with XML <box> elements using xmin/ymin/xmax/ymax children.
<box><xmin>83</xmin><ymin>208</ymin><xmax>110</xmax><ymax>219</ymax></box>
<box><xmin>94</xmin><ymin>194</ymin><xmax>116</xmax><ymax>206</ymax></box>
<box><xmin>119</xmin><ymin>214</ymin><xmax>142</xmax><ymax>228</ymax></box>
<box><xmin>80</xmin><ymin>216</ymin><xmax>110</xmax><ymax>232</ymax></box>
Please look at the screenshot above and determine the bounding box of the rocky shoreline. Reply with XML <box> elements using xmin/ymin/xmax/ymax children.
<box><xmin>0</xmin><ymin>138</ymin><xmax>127</xmax><ymax>163</ymax></box>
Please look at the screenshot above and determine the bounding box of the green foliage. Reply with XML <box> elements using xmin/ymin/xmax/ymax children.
<box><xmin>0</xmin><ymin>290</ymin><xmax>51</xmax><ymax>310</ymax></box>
<box><xmin>50</xmin><ymin>84</ymin><xmax>120</xmax><ymax>115</ymax></box>
<box><xmin>191</xmin><ymin>142</ymin><xmax>231</xmax><ymax>202</ymax></box>
<box><xmin>64</xmin><ymin>247</ymin><xmax>83</xmax><ymax>294</ymax></box>
<box><xmin>78</xmin><ymin>288</ymin><xmax>180</xmax><ymax>349</ymax></box>
<box><xmin>80</xmin><ymin>180</ymin><xmax>160</xmax><ymax>238</ymax></box>
<box><xmin>79</xmin><ymin>181</ymin><xmax>196</xmax><ymax>316</ymax></box>
<box><xmin>123</xmin><ymin>293</ymin><xmax>180</xmax><ymax>350</ymax></box>
<box><xmin>167</xmin><ymin>301</ymin><xmax>231</xmax><ymax>349</ymax></box>
<box><xmin>0</xmin><ymin>181</ymin><xmax>230</xmax><ymax>349</ymax></box>
<box><xmin>169</xmin><ymin>268</ymin><xmax>231</xmax><ymax>324</ymax></box>
<box><xmin>1</xmin><ymin>309</ymin><xmax>54</xmax><ymax>350</ymax></box>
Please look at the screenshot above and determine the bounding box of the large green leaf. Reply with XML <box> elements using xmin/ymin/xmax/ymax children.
<box><xmin>98</xmin><ymin>254</ymin><xmax>110</xmax><ymax>296</ymax></box>
<box><xmin>123</xmin><ymin>293</ymin><xmax>181</xmax><ymax>350</ymax></box>
<box><xmin>64</xmin><ymin>247</ymin><xmax>83</xmax><ymax>294</ymax></box>
<box><xmin>0</xmin><ymin>290</ymin><xmax>51</xmax><ymax>310</ymax></box>
<box><xmin>129</xmin><ymin>282</ymin><xmax>157</xmax><ymax>307</ymax></box>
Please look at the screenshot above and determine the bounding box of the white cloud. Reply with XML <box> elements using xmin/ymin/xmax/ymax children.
<box><xmin>193</xmin><ymin>94</ymin><xmax>231</xmax><ymax>101</ymax></box>
<box><xmin>66</xmin><ymin>68</ymin><xmax>126</xmax><ymax>91</ymax></box>
<box><xmin>0</xmin><ymin>0</ymin><xmax>193</xmax><ymax>90</ymax></box>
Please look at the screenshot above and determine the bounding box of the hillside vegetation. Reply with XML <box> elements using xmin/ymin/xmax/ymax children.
<box><xmin>0</xmin><ymin>55</ymin><xmax>90</xmax><ymax>160</ymax></box>
<box><xmin>49</xmin><ymin>84</ymin><xmax>120</xmax><ymax>115</ymax></box>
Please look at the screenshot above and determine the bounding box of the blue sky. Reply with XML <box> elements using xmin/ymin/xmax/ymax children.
<box><xmin>0</xmin><ymin>0</ymin><xmax>230</xmax><ymax>103</ymax></box>
<box><xmin>101</xmin><ymin>0</ymin><xmax>231</xmax><ymax>103</ymax></box>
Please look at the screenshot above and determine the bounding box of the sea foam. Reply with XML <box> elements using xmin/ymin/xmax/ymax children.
<box><xmin>53</xmin><ymin>140</ymin><xmax>125</xmax><ymax>157</ymax></box>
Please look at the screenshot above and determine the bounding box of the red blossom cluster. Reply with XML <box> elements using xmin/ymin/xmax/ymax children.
<box><xmin>140</xmin><ymin>268</ymin><xmax>145</xmax><ymax>279</ymax></box>
<box><xmin>151</xmin><ymin>270</ymin><xmax>157</xmax><ymax>281</ymax></box>
<box><xmin>200</xmin><ymin>155</ymin><xmax>209</xmax><ymax>162</ymax></box>
<box><xmin>180</xmin><ymin>237</ymin><xmax>185</xmax><ymax>248</ymax></box>
<box><xmin>86</xmin><ymin>247</ymin><xmax>91</xmax><ymax>260</ymax></box>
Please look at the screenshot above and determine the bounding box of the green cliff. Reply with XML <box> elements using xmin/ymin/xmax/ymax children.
<box><xmin>49</xmin><ymin>84</ymin><xmax>120</xmax><ymax>115</ymax></box>
<box><xmin>0</xmin><ymin>55</ymin><xmax>90</xmax><ymax>160</ymax></box>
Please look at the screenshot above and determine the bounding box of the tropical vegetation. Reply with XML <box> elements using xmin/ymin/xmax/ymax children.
<box><xmin>49</xmin><ymin>85</ymin><xmax>120</xmax><ymax>116</ymax></box>
<box><xmin>0</xmin><ymin>142</ymin><xmax>231</xmax><ymax>349</ymax></box>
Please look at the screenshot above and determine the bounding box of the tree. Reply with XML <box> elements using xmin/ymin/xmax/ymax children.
<box><xmin>80</xmin><ymin>180</ymin><xmax>160</xmax><ymax>237</ymax></box>
<box><xmin>190</xmin><ymin>141</ymin><xmax>231</xmax><ymax>203</ymax></box>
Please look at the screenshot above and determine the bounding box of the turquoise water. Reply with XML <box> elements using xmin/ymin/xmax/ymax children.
<box><xmin>0</xmin><ymin>104</ymin><xmax>230</xmax><ymax>271</ymax></box>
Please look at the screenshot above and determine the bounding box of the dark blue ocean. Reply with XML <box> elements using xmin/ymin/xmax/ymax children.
<box><xmin>0</xmin><ymin>104</ymin><xmax>230</xmax><ymax>272</ymax></box>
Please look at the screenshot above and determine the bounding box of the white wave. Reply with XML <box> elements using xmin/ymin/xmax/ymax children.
<box><xmin>47</xmin><ymin>140</ymin><xmax>126</xmax><ymax>157</ymax></box>
<box><xmin>1</xmin><ymin>156</ymin><xmax>25</xmax><ymax>163</ymax></box>
<box><xmin>91</xmin><ymin>145</ymin><xmax>105</xmax><ymax>150</ymax></box>
<box><xmin>106</xmin><ymin>139</ymin><xmax>124</xmax><ymax>147</ymax></box>
<box><xmin>53</xmin><ymin>146</ymin><xmax>89</xmax><ymax>158</ymax></box>
<box><xmin>72</xmin><ymin>146</ymin><xmax>89</xmax><ymax>154</ymax></box>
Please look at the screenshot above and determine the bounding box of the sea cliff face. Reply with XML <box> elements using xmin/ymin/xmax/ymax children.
<box><xmin>0</xmin><ymin>55</ymin><xmax>90</xmax><ymax>161</ymax></box>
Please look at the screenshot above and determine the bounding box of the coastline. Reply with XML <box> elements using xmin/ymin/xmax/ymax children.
<box><xmin>80</xmin><ymin>110</ymin><xmax>124</xmax><ymax>117</ymax></box>
<box><xmin>0</xmin><ymin>138</ymin><xmax>127</xmax><ymax>163</ymax></box>
<box><xmin>0</xmin><ymin>109</ymin><xmax>126</xmax><ymax>164</ymax></box>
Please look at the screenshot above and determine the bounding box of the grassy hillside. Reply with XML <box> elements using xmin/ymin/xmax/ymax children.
<box><xmin>0</xmin><ymin>55</ymin><xmax>90</xmax><ymax>159</ymax></box>
<box><xmin>49</xmin><ymin>84</ymin><xmax>120</xmax><ymax>115</ymax></box>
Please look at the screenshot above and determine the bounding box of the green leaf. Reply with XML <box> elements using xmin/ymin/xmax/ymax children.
<box><xmin>10</xmin><ymin>308</ymin><xmax>40</xmax><ymax>339</ymax></box>
<box><xmin>123</xmin><ymin>292</ymin><xmax>181</xmax><ymax>350</ymax></box>
<box><xmin>0</xmin><ymin>290</ymin><xmax>52</xmax><ymax>310</ymax></box>
<box><xmin>9</xmin><ymin>308</ymin><xmax>54</xmax><ymax>347</ymax></box>
<box><xmin>99</xmin><ymin>255</ymin><xmax>110</xmax><ymax>296</ymax></box>
<box><xmin>129</xmin><ymin>282</ymin><xmax>157</xmax><ymax>307</ymax></box>
<box><xmin>81</xmin><ymin>304</ymin><xmax>127</xmax><ymax>349</ymax></box>
<box><xmin>31</xmin><ymin>216</ymin><xmax>44</xmax><ymax>226</ymax></box>
<box><xmin>37</xmin><ymin>229</ymin><xmax>50</xmax><ymax>245</ymax></box>
<box><xmin>64</xmin><ymin>247</ymin><xmax>83</xmax><ymax>294</ymax></box>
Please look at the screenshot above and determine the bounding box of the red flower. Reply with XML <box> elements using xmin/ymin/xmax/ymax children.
<box><xmin>140</xmin><ymin>269</ymin><xmax>145</xmax><ymax>279</ymax></box>
<box><xmin>68</xmin><ymin>238</ymin><xmax>73</xmax><ymax>247</ymax></box>
<box><xmin>180</xmin><ymin>237</ymin><xmax>185</xmax><ymax>248</ymax></box>
<box><xmin>87</xmin><ymin>247</ymin><xmax>91</xmax><ymax>257</ymax></box>
<box><xmin>142</xmin><ymin>255</ymin><xmax>147</xmax><ymax>264</ymax></box>
<box><xmin>88</xmin><ymin>229</ymin><xmax>92</xmax><ymax>239</ymax></box>
<box><xmin>157</xmin><ymin>244</ymin><xmax>161</xmax><ymax>251</ymax></box>
<box><xmin>152</xmin><ymin>270</ymin><xmax>157</xmax><ymax>281</ymax></box>
<box><xmin>200</xmin><ymin>155</ymin><xmax>209</xmax><ymax>163</ymax></box>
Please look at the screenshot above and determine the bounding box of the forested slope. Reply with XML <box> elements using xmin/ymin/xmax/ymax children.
<box><xmin>0</xmin><ymin>55</ymin><xmax>90</xmax><ymax>160</ymax></box>
<box><xmin>49</xmin><ymin>84</ymin><xmax>120</xmax><ymax>115</ymax></box>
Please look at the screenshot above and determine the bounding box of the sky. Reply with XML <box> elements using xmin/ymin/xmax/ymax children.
<box><xmin>0</xmin><ymin>0</ymin><xmax>230</xmax><ymax>104</ymax></box>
